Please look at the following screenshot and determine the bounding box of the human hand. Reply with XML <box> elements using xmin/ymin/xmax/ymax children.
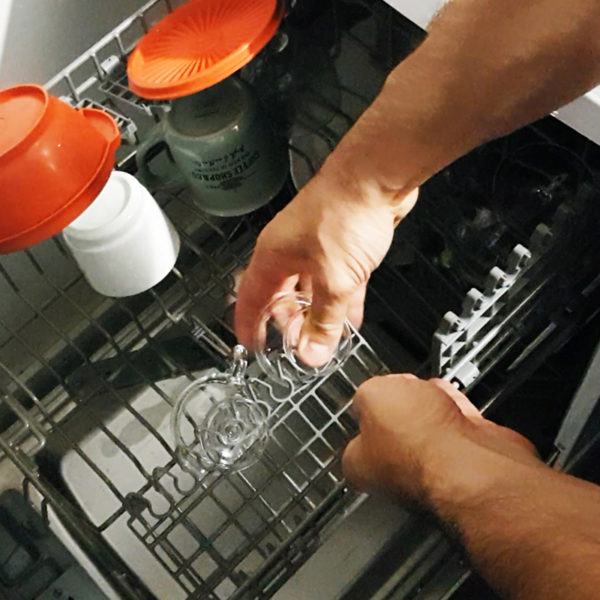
<box><xmin>342</xmin><ymin>375</ymin><xmax>542</xmax><ymax>508</ymax></box>
<box><xmin>235</xmin><ymin>167</ymin><xmax>418</xmax><ymax>366</ymax></box>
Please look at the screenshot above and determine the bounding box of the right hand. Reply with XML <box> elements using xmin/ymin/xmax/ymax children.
<box><xmin>342</xmin><ymin>375</ymin><xmax>542</xmax><ymax>507</ymax></box>
<box><xmin>235</xmin><ymin>166</ymin><xmax>418</xmax><ymax>366</ymax></box>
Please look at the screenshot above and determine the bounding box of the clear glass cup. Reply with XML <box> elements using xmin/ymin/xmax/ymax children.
<box><xmin>253</xmin><ymin>292</ymin><xmax>354</xmax><ymax>384</ymax></box>
<box><xmin>172</xmin><ymin>294</ymin><xmax>354</xmax><ymax>473</ymax></box>
<box><xmin>171</xmin><ymin>346</ymin><xmax>269</xmax><ymax>472</ymax></box>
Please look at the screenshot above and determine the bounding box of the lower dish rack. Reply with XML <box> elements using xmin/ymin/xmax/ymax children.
<box><xmin>0</xmin><ymin>2</ymin><xmax>409</xmax><ymax>596</ymax></box>
<box><xmin>0</xmin><ymin>182</ymin><xmax>389</xmax><ymax>600</ymax></box>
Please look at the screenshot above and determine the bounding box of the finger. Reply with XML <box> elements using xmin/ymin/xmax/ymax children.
<box><xmin>351</xmin><ymin>374</ymin><xmax>392</xmax><ymax>420</ymax></box>
<box><xmin>235</xmin><ymin>249</ymin><xmax>296</xmax><ymax>349</ymax></box>
<box><xmin>296</xmin><ymin>274</ymin><xmax>352</xmax><ymax>367</ymax></box>
<box><xmin>429</xmin><ymin>378</ymin><xmax>483</xmax><ymax>420</ymax></box>
<box><xmin>392</xmin><ymin>187</ymin><xmax>419</xmax><ymax>225</ymax></box>
<box><xmin>297</xmin><ymin>273</ymin><xmax>313</xmax><ymax>297</ymax></box>
<box><xmin>347</xmin><ymin>283</ymin><xmax>367</xmax><ymax>329</ymax></box>
<box><xmin>342</xmin><ymin>435</ymin><xmax>372</xmax><ymax>492</ymax></box>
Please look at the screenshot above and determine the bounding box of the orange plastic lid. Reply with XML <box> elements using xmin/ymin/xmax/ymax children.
<box><xmin>0</xmin><ymin>85</ymin><xmax>48</xmax><ymax>157</ymax></box>
<box><xmin>127</xmin><ymin>0</ymin><xmax>282</xmax><ymax>100</ymax></box>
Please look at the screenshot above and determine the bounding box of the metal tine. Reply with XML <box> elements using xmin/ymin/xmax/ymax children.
<box><xmin>22</xmin><ymin>248</ymin><xmax>188</xmax><ymax>405</ymax></box>
<box><xmin>306</xmin><ymin>85</ymin><xmax>355</xmax><ymax>127</ymax></box>
<box><xmin>305</xmin><ymin>120</ymin><xmax>339</xmax><ymax>151</ymax></box>
<box><xmin>0</xmin><ymin>437</ymin><xmax>146</xmax><ymax>600</ymax></box>
<box><xmin>0</xmin><ymin>357</ymin><xmax>131</xmax><ymax>506</ymax></box>
<box><xmin>0</xmin><ymin>280</ymin><xmax>168</xmax><ymax>504</ymax></box>
<box><xmin>271</xmin><ymin>416</ymin><xmax>340</xmax><ymax>488</ymax></box>
<box><xmin>146</xmin><ymin>289</ymin><xmax>231</xmax><ymax>365</ymax></box>
<box><xmin>0</xmin><ymin>262</ymin><xmax>20</xmax><ymax>293</ymax></box>
<box><xmin>20</xmin><ymin>3</ymin><xmax>400</xmax><ymax>596</ymax></box>
<box><xmin>142</xmin><ymin>478</ymin><xmax>275</xmax><ymax>587</ymax></box>
<box><xmin>146</xmin><ymin>508</ymin><xmax>240</xmax><ymax>592</ymax></box>
<box><xmin>20</xmin><ymin>250</ymin><xmax>179</xmax><ymax>457</ymax></box>
<box><xmin>151</xmin><ymin>413</ymin><xmax>340</xmax><ymax>581</ymax></box>
<box><xmin>163</xmin><ymin>192</ymin><xmax>231</xmax><ymax>241</ymax></box>
<box><xmin>112</xmin><ymin>297</ymin><xmax>200</xmax><ymax>383</ymax></box>
<box><xmin>280</xmin><ymin>398</ymin><xmax>349</xmax><ymax>475</ymax></box>
<box><xmin>0</xmin><ymin>393</ymin><xmax>46</xmax><ymax>452</ymax></box>
<box><xmin>161</xmin><ymin>493</ymin><xmax>272</xmax><ymax>585</ymax></box>
<box><xmin>45</xmin><ymin>0</ymin><xmax>170</xmax><ymax>94</ymax></box>
<box><xmin>176</xmin><ymin>229</ymin><xmax>244</xmax><ymax>296</ymax></box>
<box><xmin>63</xmin><ymin>73</ymin><xmax>79</xmax><ymax>102</ymax></box>
<box><xmin>0</xmin><ymin>316</ymin><xmax>72</xmax><ymax>429</ymax></box>
<box><xmin>338</xmin><ymin>81</ymin><xmax>373</xmax><ymax>105</ymax></box>
<box><xmin>114</xmin><ymin>33</ymin><xmax>127</xmax><ymax>58</ymax></box>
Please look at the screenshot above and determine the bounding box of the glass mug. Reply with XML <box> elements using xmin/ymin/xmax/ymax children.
<box><xmin>171</xmin><ymin>293</ymin><xmax>354</xmax><ymax>473</ymax></box>
<box><xmin>136</xmin><ymin>77</ymin><xmax>289</xmax><ymax>217</ymax></box>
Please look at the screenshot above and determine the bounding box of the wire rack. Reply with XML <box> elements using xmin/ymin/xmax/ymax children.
<box><xmin>4</xmin><ymin>1</ymin><xmax>600</xmax><ymax>598</ymax></box>
<box><xmin>0</xmin><ymin>2</ymin><xmax>419</xmax><ymax>599</ymax></box>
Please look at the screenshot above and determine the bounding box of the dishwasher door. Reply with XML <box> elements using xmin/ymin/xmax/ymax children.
<box><xmin>1</xmin><ymin>1</ymin><xmax>600</xmax><ymax>599</ymax></box>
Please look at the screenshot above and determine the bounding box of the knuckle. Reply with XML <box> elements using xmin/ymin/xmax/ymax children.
<box><xmin>356</xmin><ymin>375</ymin><xmax>382</xmax><ymax>395</ymax></box>
<box><xmin>307</xmin><ymin>317</ymin><xmax>344</xmax><ymax>338</ymax></box>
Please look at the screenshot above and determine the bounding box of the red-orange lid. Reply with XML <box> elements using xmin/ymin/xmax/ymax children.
<box><xmin>127</xmin><ymin>0</ymin><xmax>283</xmax><ymax>100</ymax></box>
<box><xmin>0</xmin><ymin>85</ymin><xmax>48</xmax><ymax>157</ymax></box>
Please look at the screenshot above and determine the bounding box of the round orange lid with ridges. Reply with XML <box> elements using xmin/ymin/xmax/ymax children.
<box><xmin>127</xmin><ymin>0</ymin><xmax>282</xmax><ymax>100</ymax></box>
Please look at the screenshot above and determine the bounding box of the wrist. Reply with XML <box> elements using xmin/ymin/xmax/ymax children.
<box><xmin>318</xmin><ymin>149</ymin><xmax>419</xmax><ymax>225</ymax></box>
<box><xmin>421</xmin><ymin>433</ymin><xmax>548</xmax><ymax>523</ymax></box>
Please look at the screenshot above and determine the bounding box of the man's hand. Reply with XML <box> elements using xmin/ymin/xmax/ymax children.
<box><xmin>342</xmin><ymin>375</ymin><xmax>540</xmax><ymax>507</ymax></box>
<box><xmin>235</xmin><ymin>170</ymin><xmax>418</xmax><ymax>367</ymax></box>
<box><xmin>343</xmin><ymin>375</ymin><xmax>600</xmax><ymax>600</ymax></box>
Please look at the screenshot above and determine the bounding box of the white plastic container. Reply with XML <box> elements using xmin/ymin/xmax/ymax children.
<box><xmin>63</xmin><ymin>170</ymin><xmax>180</xmax><ymax>297</ymax></box>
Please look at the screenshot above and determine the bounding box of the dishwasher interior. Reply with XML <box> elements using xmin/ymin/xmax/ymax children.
<box><xmin>2</xmin><ymin>1</ymin><xmax>600</xmax><ymax>599</ymax></box>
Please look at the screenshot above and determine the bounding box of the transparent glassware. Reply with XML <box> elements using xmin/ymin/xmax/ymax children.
<box><xmin>171</xmin><ymin>346</ymin><xmax>269</xmax><ymax>472</ymax></box>
<box><xmin>172</xmin><ymin>293</ymin><xmax>353</xmax><ymax>473</ymax></box>
<box><xmin>253</xmin><ymin>292</ymin><xmax>354</xmax><ymax>384</ymax></box>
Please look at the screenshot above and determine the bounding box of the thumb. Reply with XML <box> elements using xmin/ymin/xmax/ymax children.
<box><xmin>297</xmin><ymin>276</ymin><xmax>350</xmax><ymax>367</ymax></box>
<box><xmin>342</xmin><ymin>435</ymin><xmax>373</xmax><ymax>493</ymax></box>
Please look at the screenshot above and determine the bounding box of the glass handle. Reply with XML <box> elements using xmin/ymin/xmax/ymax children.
<box><xmin>229</xmin><ymin>345</ymin><xmax>248</xmax><ymax>380</ymax></box>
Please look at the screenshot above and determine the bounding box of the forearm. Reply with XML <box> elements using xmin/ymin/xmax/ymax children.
<box><xmin>429</xmin><ymin>444</ymin><xmax>600</xmax><ymax>600</ymax></box>
<box><xmin>325</xmin><ymin>0</ymin><xmax>600</xmax><ymax>200</ymax></box>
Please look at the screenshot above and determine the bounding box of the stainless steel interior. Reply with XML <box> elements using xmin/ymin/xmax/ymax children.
<box><xmin>2</xmin><ymin>1</ymin><xmax>600</xmax><ymax>599</ymax></box>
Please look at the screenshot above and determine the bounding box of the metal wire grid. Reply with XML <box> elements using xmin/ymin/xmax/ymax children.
<box><xmin>1</xmin><ymin>2</ymin><xmax>599</xmax><ymax>598</ymax></box>
<box><xmin>107</xmin><ymin>347</ymin><xmax>382</xmax><ymax>600</ymax></box>
<box><xmin>0</xmin><ymin>180</ymin><xmax>388</xmax><ymax>599</ymax></box>
<box><xmin>0</xmin><ymin>2</ymin><xmax>407</xmax><ymax>598</ymax></box>
<box><xmin>45</xmin><ymin>0</ymin><xmax>184</xmax><ymax>102</ymax></box>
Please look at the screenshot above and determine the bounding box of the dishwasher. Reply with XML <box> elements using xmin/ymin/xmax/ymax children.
<box><xmin>1</xmin><ymin>1</ymin><xmax>600</xmax><ymax>599</ymax></box>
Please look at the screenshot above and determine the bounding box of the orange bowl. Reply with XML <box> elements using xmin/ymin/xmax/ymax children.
<box><xmin>0</xmin><ymin>85</ymin><xmax>121</xmax><ymax>253</ymax></box>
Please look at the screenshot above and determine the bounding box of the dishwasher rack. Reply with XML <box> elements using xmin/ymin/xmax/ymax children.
<box><xmin>0</xmin><ymin>2</ymin><xmax>414</xmax><ymax>599</ymax></box>
<box><xmin>3</xmin><ymin>1</ymin><xmax>600</xmax><ymax>599</ymax></box>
